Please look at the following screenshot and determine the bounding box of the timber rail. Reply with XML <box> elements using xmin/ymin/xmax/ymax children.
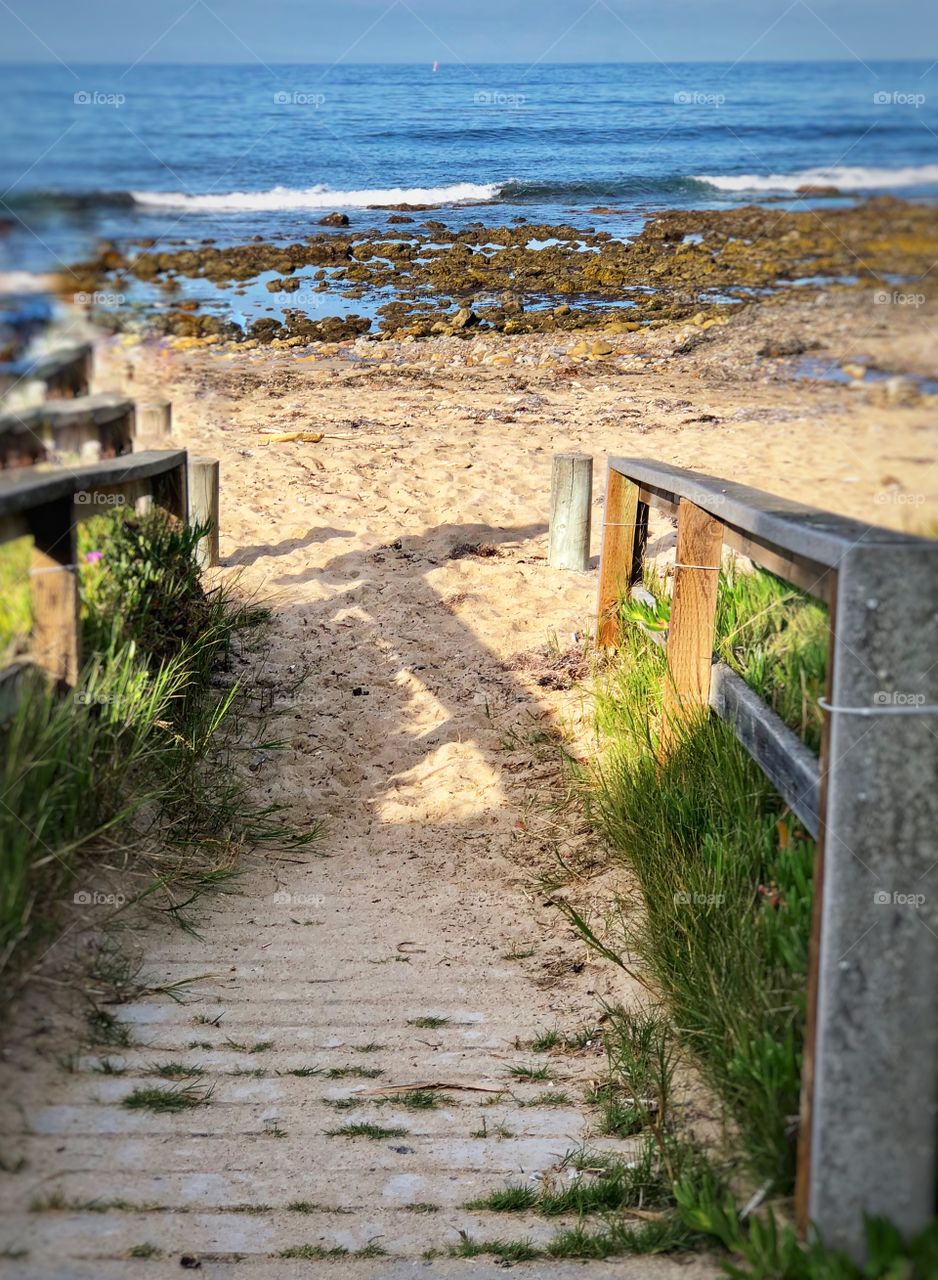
<box><xmin>592</xmin><ymin>455</ymin><xmax>938</xmax><ymax>1258</ymax></box>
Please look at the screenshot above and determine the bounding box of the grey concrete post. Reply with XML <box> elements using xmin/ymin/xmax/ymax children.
<box><xmin>806</xmin><ymin>540</ymin><xmax>938</xmax><ymax>1256</ymax></box>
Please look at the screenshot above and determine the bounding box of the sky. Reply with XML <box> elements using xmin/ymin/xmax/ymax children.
<box><xmin>0</xmin><ymin>0</ymin><xmax>932</xmax><ymax>66</ymax></box>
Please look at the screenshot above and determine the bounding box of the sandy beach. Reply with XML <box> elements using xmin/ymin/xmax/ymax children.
<box><xmin>0</xmin><ymin>261</ymin><xmax>936</xmax><ymax>1275</ymax></box>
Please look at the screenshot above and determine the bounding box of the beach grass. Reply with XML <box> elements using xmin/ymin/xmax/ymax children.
<box><xmin>0</xmin><ymin>506</ymin><xmax>318</xmax><ymax>988</ymax></box>
<box><xmin>581</xmin><ymin>566</ymin><xmax>822</xmax><ymax>1190</ymax></box>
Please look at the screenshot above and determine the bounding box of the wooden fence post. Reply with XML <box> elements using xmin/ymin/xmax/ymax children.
<box><xmin>796</xmin><ymin>542</ymin><xmax>938</xmax><ymax>1258</ymax></box>
<box><xmin>661</xmin><ymin>498</ymin><xmax>723</xmax><ymax>740</ymax></box>
<box><xmin>596</xmin><ymin>464</ymin><xmax>642</xmax><ymax>647</ymax></box>
<box><xmin>28</xmin><ymin>496</ymin><xmax>79</xmax><ymax>685</ymax></box>
<box><xmin>135</xmin><ymin>399</ymin><xmax>172</xmax><ymax>445</ymax></box>
<box><xmin>189</xmin><ymin>456</ymin><xmax>220</xmax><ymax>568</ymax></box>
<box><xmin>548</xmin><ymin>452</ymin><xmax>592</xmax><ymax>570</ymax></box>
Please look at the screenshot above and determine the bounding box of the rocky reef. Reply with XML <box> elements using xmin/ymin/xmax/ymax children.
<box><xmin>63</xmin><ymin>198</ymin><xmax>938</xmax><ymax>343</ymax></box>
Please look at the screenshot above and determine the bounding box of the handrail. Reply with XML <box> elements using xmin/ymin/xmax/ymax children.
<box><xmin>0</xmin><ymin>393</ymin><xmax>134</xmax><ymax>470</ymax></box>
<box><xmin>1</xmin><ymin>449</ymin><xmax>189</xmax><ymax>686</ymax></box>
<box><xmin>608</xmin><ymin>455</ymin><xmax>932</xmax><ymax>603</ymax></box>
<box><xmin>594</xmin><ymin>454</ymin><xmax>938</xmax><ymax>1259</ymax></box>
<box><xmin>0</xmin><ymin>449</ymin><xmax>187</xmax><ymax>544</ymax></box>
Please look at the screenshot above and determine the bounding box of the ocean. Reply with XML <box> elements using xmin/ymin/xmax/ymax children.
<box><xmin>1</xmin><ymin>60</ymin><xmax>936</xmax><ymax>277</ymax></box>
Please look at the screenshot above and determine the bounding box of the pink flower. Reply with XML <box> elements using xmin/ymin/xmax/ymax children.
<box><xmin>84</xmin><ymin>550</ymin><xmax>103</xmax><ymax>564</ymax></box>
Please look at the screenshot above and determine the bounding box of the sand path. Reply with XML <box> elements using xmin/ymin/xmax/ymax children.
<box><xmin>3</xmin><ymin>290</ymin><xmax>936</xmax><ymax>1274</ymax></box>
<box><xmin>0</xmin><ymin>339</ymin><xmax>738</xmax><ymax>1277</ymax></box>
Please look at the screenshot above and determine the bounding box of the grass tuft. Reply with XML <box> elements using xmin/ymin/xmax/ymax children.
<box><xmin>325</xmin><ymin>1122</ymin><xmax>408</xmax><ymax>1140</ymax></box>
<box><xmin>467</xmin><ymin>1184</ymin><xmax>538</xmax><ymax>1212</ymax></box>
<box><xmin>377</xmin><ymin>1089</ymin><xmax>439</xmax><ymax>1110</ymax></box>
<box><xmin>121</xmin><ymin>1083</ymin><xmax>213</xmax><ymax>1113</ymax></box>
<box><xmin>518</xmin><ymin>1090</ymin><xmax>572</xmax><ymax>1108</ymax></box>
<box><xmin>149</xmin><ymin>1061</ymin><xmax>204</xmax><ymax>1080</ymax></box>
<box><xmin>128</xmin><ymin>1243</ymin><xmax>162</xmax><ymax>1259</ymax></box>
<box><xmin>325</xmin><ymin>1065</ymin><xmax>383</xmax><ymax>1079</ymax></box>
<box><xmin>449</xmin><ymin>1234</ymin><xmax>540</xmax><ymax>1262</ymax></box>
<box><xmin>504</xmin><ymin>1062</ymin><xmax>551</xmax><ymax>1081</ymax></box>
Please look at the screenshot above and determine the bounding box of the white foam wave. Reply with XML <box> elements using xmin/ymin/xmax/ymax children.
<box><xmin>695</xmin><ymin>165</ymin><xmax>938</xmax><ymax>193</ymax></box>
<box><xmin>131</xmin><ymin>182</ymin><xmax>501</xmax><ymax>212</ymax></box>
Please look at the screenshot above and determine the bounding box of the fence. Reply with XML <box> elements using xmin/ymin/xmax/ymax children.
<box><xmin>0</xmin><ymin>394</ymin><xmax>136</xmax><ymax>469</ymax></box>
<box><xmin>0</xmin><ymin>394</ymin><xmax>219</xmax><ymax>698</ymax></box>
<box><xmin>0</xmin><ymin>340</ymin><xmax>92</xmax><ymax>401</ymax></box>
<box><xmin>588</xmin><ymin>454</ymin><xmax>938</xmax><ymax>1256</ymax></box>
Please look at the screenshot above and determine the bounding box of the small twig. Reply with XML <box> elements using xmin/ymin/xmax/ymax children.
<box><xmin>354</xmin><ymin>1081</ymin><xmax>504</xmax><ymax>1097</ymax></box>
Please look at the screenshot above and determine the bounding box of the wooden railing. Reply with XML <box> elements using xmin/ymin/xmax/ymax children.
<box><xmin>0</xmin><ymin>340</ymin><xmax>92</xmax><ymax>399</ymax></box>
<box><xmin>0</xmin><ymin>426</ymin><xmax>220</xmax><ymax>693</ymax></box>
<box><xmin>0</xmin><ymin>393</ymin><xmax>135</xmax><ymax>469</ymax></box>
<box><xmin>593</xmin><ymin>456</ymin><xmax>938</xmax><ymax>1256</ymax></box>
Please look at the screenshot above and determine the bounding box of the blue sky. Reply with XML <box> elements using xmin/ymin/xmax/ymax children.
<box><xmin>0</xmin><ymin>0</ymin><xmax>932</xmax><ymax>65</ymax></box>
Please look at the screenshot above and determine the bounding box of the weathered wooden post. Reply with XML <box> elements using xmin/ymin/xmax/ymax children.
<box><xmin>27</xmin><ymin>496</ymin><xmax>80</xmax><ymax>685</ymax></box>
<box><xmin>595</xmin><ymin>463</ymin><xmax>642</xmax><ymax>647</ymax></box>
<box><xmin>135</xmin><ymin>399</ymin><xmax>172</xmax><ymax>445</ymax></box>
<box><xmin>660</xmin><ymin>498</ymin><xmax>724</xmax><ymax>741</ymax></box>
<box><xmin>796</xmin><ymin>539</ymin><xmax>938</xmax><ymax>1258</ymax></box>
<box><xmin>188</xmin><ymin>456</ymin><xmax>220</xmax><ymax>568</ymax></box>
<box><xmin>548</xmin><ymin>452</ymin><xmax>592</xmax><ymax>571</ymax></box>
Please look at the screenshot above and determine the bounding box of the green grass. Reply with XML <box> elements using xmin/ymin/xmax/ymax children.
<box><xmin>121</xmin><ymin>1083</ymin><xmax>213</xmax><ymax>1113</ymax></box>
<box><xmin>470</xmin><ymin>1119</ymin><xmax>514</xmax><ymax>1139</ymax></box>
<box><xmin>128</xmin><ymin>1243</ymin><xmax>162</xmax><ymax>1259</ymax></box>
<box><xmin>0</xmin><ymin>507</ymin><xmax>319</xmax><ymax>989</ymax></box>
<box><xmin>582</xmin><ymin>568</ymin><xmax>820</xmax><ymax>1189</ymax></box>
<box><xmin>504</xmin><ymin>1062</ymin><xmax>551</xmax><ymax>1081</ymax></box>
<box><xmin>92</xmin><ymin>1057</ymin><xmax>126</xmax><ymax>1075</ymax></box>
<box><xmin>675</xmin><ymin>1170</ymin><xmax>938</xmax><ymax>1278</ymax></box>
<box><xmin>377</xmin><ymin>1089</ymin><xmax>439</xmax><ymax>1110</ymax></box>
<box><xmin>325</xmin><ymin>1065</ymin><xmax>383</xmax><ymax>1079</ymax></box>
<box><xmin>565</xmin><ymin>1022</ymin><xmax>604</xmax><ymax>1050</ymax></box>
<box><xmin>286</xmin><ymin>1201</ymin><xmax>353</xmax><ymax>1215</ymax></box>
<box><xmin>29</xmin><ymin>1189</ymin><xmax>67</xmax><ymax>1212</ymax></box>
<box><xmin>467</xmin><ymin>1185</ymin><xmax>538</xmax><ymax>1212</ymax></box>
<box><xmin>0</xmin><ymin>537</ymin><xmax>31</xmax><ymax>663</ymax></box>
<box><xmin>471</xmin><ymin>1137</ymin><xmax>678</xmax><ymax>1223</ymax></box>
<box><xmin>224</xmin><ymin>1038</ymin><xmax>274</xmax><ymax>1053</ymax></box>
<box><xmin>278</xmin><ymin>1245</ymin><xmax>348</xmax><ymax>1260</ymax></box>
<box><xmin>528</xmin><ymin>1023</ymin><xmax>602</xmax><ymax>1053</ymax></box>
<box><xmin>619</xmin><ymin>563</ymin><xmax>827</xmax><ymax>752</ymax></box>
<box><xmin>404</xmin><ymin>1202</ymin><xmax>439</xmax><ymax>1213</ymax></box>
<box><xmin>449</xmin><ymin>1234</ymin><xmax>540</xmax><ymax>1262</ymax></box>
<box><xmin>149</xmin><ymin>1061</ymin><xmax>204</xmax><ymax>1080</ymax></box>
<box><xmin>517</xmin><ymin>1090</ymin><xmax>572</xmax><ymax>1107</ymax></box>
<box><xmin>278</xmin><ymin>1243</ymin><xmax>386</xmax><ymax>1260</ymax></box>
<box><xmin>86</xmin><ymin>1010</ymin><xmax>135</xmax><ymax>1048</ymax></box>
<box><xmin>408</xmin><ymin>1015</ymin><xmax>449</xmax><ymax>1028</ymax></box>
<box><xmin>325</xmin><ymin>1122</ymin><xmax>408</xmax><ymax>1140</ymax></box>
<box><xmin>712</xmin><ymin>563</ymin><xmax>827</xmax><ymax>753</ymax></box>
<box><xmin>546</xmin><ymin>1215</ymin><xmax>696</xmax><ymax>1258</ymax></box>
<box><xmin>529</xmin><ymin>1027</ymin><xmax>561</xmax><ymax>1052</ymax></box>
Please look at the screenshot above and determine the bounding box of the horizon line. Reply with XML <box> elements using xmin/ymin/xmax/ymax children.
<box><xmin>0</xmin><ymin>56</ymin><xmax>935</xmax><ymax>67</ymax></box>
